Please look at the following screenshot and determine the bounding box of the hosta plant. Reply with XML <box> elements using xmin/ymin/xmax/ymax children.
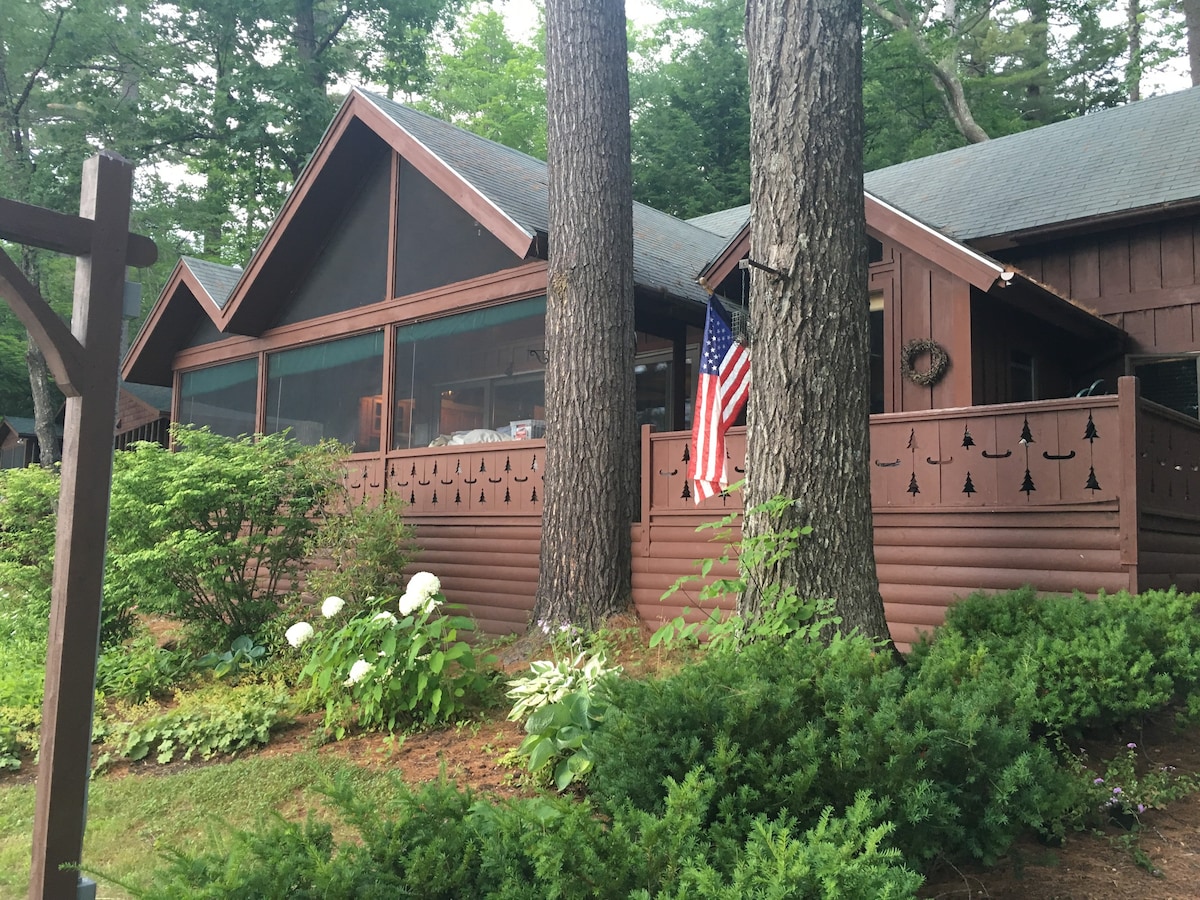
<box><xmin>296</xmin><ymin>573</ymin><xmax>492</xmax><ymax>737</ymax></box>
<box><xmin>507</xmin><ymin>652</ymin><xmax>621</xmax><ymax>790</ymax></box>
<box><xmin>505</xmin><ymin>651</ymin><xmax>622</xmax><ymax>721</ymax></box>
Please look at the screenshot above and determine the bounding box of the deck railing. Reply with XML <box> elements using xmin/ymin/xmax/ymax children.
<box><xmin>343</xmin><ymin>378</ymin><xmax>1183</xmax><ymax>525</ymax></box>
<box><xmin>1135</xmin><ymin>396</ymin><xmax>1200</xmax><ymax>519</ymax></box>
<box><xmin>643</xmin><ymin>394</ymin><xmax>1125</xmax><ymax>518</ymax></box>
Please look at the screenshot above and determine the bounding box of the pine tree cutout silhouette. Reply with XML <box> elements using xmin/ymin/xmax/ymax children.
<box><xmin>963</xmin><ymin>472</ymin><xmax>976</xmax><ymax>494</ymax></box>
<box><xmin>962</xmin><ymin>425</ymin><xmax>975</xmax><ymax>449</ymax></box>
<box><xmin>682</xmin><ymin>480</ymin><xmax>692</xmax><ymax>500</ymax></box>
<box><xmin>1020</xmin><ymin>418</ymin><xmax>1034</xmax><ymax>444</ymax></box>
<box><xmin>907</xmin><ymin>472</ymin><xmax>920</xmax><ymax>495</ymax></box>
<box><xmin>1085</xmin><ymin>466</ymin><xmax>1101</xmax><ymax>492</ymax></box>
<box><xmin>682</xmin><ymin>444</ymin><xmax>690</xmax><ymax>462</ymax></box>
<box><xmin>455</xmin><ymin>489</ymin><xmax>462</xmax><ymax>504</ymax></box>
<box><xmin>907</xmin><ymin>428</ymin><xmax>917</xmax><ymax>450</ymax></box>
<box><xmin>1020</xmin><ymin>468</ymin><xmax>1036</xmax><ymax>495</ymax></box>
<box><xmin>1083</xmin><ymin>413</ymin><xmax>1099</xmax><ymax>442</ymax></box>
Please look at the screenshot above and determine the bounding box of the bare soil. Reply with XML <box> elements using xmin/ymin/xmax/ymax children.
<box><xmin>7</xmin><ymin>619</ymin><xmax>1200</xmax><ymax>899</ymax></box>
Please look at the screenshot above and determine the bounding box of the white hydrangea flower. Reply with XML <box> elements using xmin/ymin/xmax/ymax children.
<box><xmin>321</xmin><ymin>596</ymin><xmax>346</xmax><ymax>618</ymax></box>
<box><xmin>397</xmin><ymin>591</ymin><xmax>422</xmax><ymax>616</ymax></box>
<box><xmin>407</xmin><ymin>572</ymin><xmax>441</xmax><ymax>600</ymax></box>
<box><xmin>399</xmin><ymin>572</ymin><xmax>442</xmax><ymax>617</ymax></box>
<box><xmin>285</xmin><ymin>621</ymin><xmax>315</xmax><ymax>648</ymax></box>
<box><xmin>398</xmin><ymin>590</ymin><xmax>442</xmax><ymax>617</ymax></box>
<box><xmin>373</xmin><ymin>611</ymin><xmax>398</xmax><ymax>625</ymax></box>
<box><xmin>344</xmin><ymin>658</ymin><xmax>372</xmax><ymax>686</ymax></box>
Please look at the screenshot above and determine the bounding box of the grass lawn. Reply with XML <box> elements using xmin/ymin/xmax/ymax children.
<box><xmin>0</xmin><ymin>752</ymin><xmax>411</xmax><ymax>899</ymax></box>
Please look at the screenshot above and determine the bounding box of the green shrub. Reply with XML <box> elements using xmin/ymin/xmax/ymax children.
<box><xmin>196</xmin><ymin>635</ymin><xmax>267</xmax><ymax>680</ymax></box>
<box><xmin>96</xmin><ymin>631</ymin><xmax>194</xmax><ymax>703</ymax></box>
<box><xmin>0</xmin><ymin>466</ymin><xmax>136</xmax><ymax>645</ymax></box>
<box><xmin>306</xmin><ymin>490</ymin><xmax>414</xmax><ymax>606</ymax></box>
<box><xmin>141</xmin><ymin>766</ymin><xmax>921</xmax><ymax>899</ymax></box>
<box><xmin>295</xmin><ymin>574</ymin><xmax>492</xmax><ymax>736</ymax></box>
<box><xmin>591</xmin><ymin>630</ymin><xmax>1078</xmax><ymax>867</ymax></box>
<box><xmin>911</xmin><ymin>587</ymin><xmax>1200</xmax><ymax>736</ymax></box>
<box><xmin>99</xmin><ymin>683</ymin><xmax>292</xmax><ymax>766</ymax></box>
<box><xmin>650</xmin><ymin>791</ymin><xmax>922</xmax><ymax>900</ymax></box>
<box><xmin>106</xmin><ymin>427</ymin><xmax>345</xmax><ymax>648</ymax></box>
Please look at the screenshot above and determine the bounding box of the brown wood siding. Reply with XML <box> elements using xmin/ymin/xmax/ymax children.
<box><xmin>406</xmin><ymin>522</ymin><xmax>540</xmax><ymax>634</ymax></box>
<box><xmin>1000</xmin><ymin>216</ymin><xmax>1200</xmax><ymax>355</ymax></box>
<box><xmin>632</xmin><ymin>521</ymin><xmax>739</xmax><ymax>627</ymax></box>
<box><xmin>300</xmin><ymin>383</ymin><xmax>1200</xmax><ymax>645</ymax></box>
<box><xmin>875</xmin><ymin>508</ymin><xmax>1127</xmax><ymax>647</ymax></box>
<box><xmin>870</xmin><ymin>240</ymin><xmax>974</xmax><ymax>412</ymax></box>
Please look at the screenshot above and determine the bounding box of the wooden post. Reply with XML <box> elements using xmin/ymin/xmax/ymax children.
<box><xmin>1117</xmin><ymin>375</ymin><xmax>1141</xmax><ymax>591</ymax></box>
<box><xmin>23</xmin><ymin>152</ymin><xmax>138</xmax><ymax>899</ymax></box>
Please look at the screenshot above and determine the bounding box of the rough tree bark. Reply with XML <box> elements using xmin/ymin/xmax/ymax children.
<box><xmin>1185</xmin><ymin>0</ymin><xmax>1200</xmax><ymax>86</ymax></box>
<box><xmin>1127</xmin><ymin>0</ymin><xmax>1143</xmax><ymax>101</ymax></box>
<box><xmin>532</xmin><ymin>0</ymin><xmax>637</xmax><ymax>631</ymax></box>
<box><xmin>741</xmin><ymin>0</ymin><xmax>895</xmax><ymax>649</ymax></box>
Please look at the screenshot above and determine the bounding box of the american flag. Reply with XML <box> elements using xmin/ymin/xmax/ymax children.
<box><xmin>689</xmin><ymin>297</ymin><xmax>750</xmax><ymax>502</ymax></box>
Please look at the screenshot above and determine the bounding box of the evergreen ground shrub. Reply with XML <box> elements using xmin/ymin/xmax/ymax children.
<box><xmin>139</xmin><ymin>771</ymin><xmax>922</xmax><ymax>899</ymax></box>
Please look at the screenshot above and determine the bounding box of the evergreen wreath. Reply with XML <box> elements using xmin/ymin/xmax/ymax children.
<box><xmin>900</xmin><ymin>338</ymin><xmax>949</xmax><ymax>387</ymax></box>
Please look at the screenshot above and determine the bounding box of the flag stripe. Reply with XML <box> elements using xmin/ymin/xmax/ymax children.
<box><xmin>689</xmin><ymin>298</ymin><xmax>750</xmax><ymax>502</ymax></box>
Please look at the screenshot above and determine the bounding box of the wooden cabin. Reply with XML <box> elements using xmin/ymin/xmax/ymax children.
<box><xmin>123</xmin><ymin>86</ymin><xmax>1200</xmax><ymax>645</ymax></box>
<box><xmin>0</xmin><ymin>382</ymin><xmax>169</xmax><ymax>469</ymax></box>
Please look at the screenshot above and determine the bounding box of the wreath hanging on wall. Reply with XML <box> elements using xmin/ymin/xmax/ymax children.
<box><xmin>900</xmin><ymin>338</ymin><xmax>950</xmax><ymax>387</ymax></box>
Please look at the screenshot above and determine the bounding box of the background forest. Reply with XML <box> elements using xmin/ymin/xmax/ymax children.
<box><xmin>1</xmin><ymin>0</ymin><xmax>1196</xmax><ymax>426</ymax></box>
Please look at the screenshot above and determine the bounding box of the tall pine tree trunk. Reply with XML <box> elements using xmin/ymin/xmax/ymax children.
<box><xmin>742</xmin><ymin>0</ymin><xmax>894</xmax><ymax>649</ymax></box>
<box><xmin>1184</xmin><ymin>0</ymin><xmax>1200</xmax><ymax>86</ymax></box>
<box><xmin>1127</xmin><ymin>0</ymin><xmax>1143</xmax><ymax>101</ymax></box>
<box><xmin>533</xmin><ymin>0</ymin><xmax>636</xmax><ymax>631</ymax></box>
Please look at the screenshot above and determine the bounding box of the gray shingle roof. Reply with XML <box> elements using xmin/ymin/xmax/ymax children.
<box><xmin>864</xmin><ymin>85</ymin><xmax>1200</xmax><ymax>242</ymax></box>
<box><xmin>0</xmin><ymin>416</ymin><xmax>63</xmax><ymax>438</ymax></box>
<box><xmin>687</xmin><ymin>205</ymin><xmax>749</xmax><ymax>239</ymax></box>
<box><xmin>121</xmin><ymin>381</ymin><xmax>173</xmax><ymax>412</ymax></box>
<box><xmin>181</xmin><ymin>256</ymin><xmax>242</xmax><ymax>309</ymax></box>
<box><xmin>358</xmin><ymin>90</ymin><xmax>728</xmax><ymax>305</ymax></box>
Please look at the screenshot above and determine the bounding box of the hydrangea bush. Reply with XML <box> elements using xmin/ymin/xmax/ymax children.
<box><xmin>294</xmin><ymin>573</ymin><xmax>492</xmax><ymax>737</ymax></box>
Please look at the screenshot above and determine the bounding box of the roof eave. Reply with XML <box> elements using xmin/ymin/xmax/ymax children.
<box><xmin>970</xmin><ymin>197</ymin><xmax>1200</xmax><ymax>252</ymax></box>
<box><xmin>122</xmin><ymin>260</ymin><xmax>223</xmax><ymax>385</ymax></box>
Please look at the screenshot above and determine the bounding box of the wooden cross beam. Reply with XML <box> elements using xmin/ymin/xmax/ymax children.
<box><xmin>0</xmin><ymin>151</ymin><xmax>157</xmax><ymax>900</ymax></box>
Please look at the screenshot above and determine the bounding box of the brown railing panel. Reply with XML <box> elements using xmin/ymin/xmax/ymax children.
<box><xmin>868</xmin><ymin>399</ymin><xmax>1120</xmax><ymax>510</ymax></box>
<box><xmin>383</xmin><ymin>440</ymin><xmax>545</xmax><ymax>516</ymax></box>
<box><xmin>647</xmin><ymin>427</ymin><xmax>745</xmax><ymax>513</ymax></box>
<box><xmin>339</xmin><ymin>456</ymin><xmax>386</xmax><ymax>506</ymax></box>
<box><xmin>1136</xmin><ymin>401</ymin><xmax>1200</xmax><ymax>518</ymax></box>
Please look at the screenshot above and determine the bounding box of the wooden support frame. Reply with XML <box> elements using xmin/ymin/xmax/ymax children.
<box><xmin>0</xmin><ymin>152</ymin><xmax>156</xmax><ymax>900</ymax></box>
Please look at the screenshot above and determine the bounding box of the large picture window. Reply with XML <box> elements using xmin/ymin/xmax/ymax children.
<box><xmin>392</xmin><ymin>299</ymin><xmax>547</xmax><ymax>449</ymax></box>
<box><xmin>267</xmin><ymin>331</ymin><xmax>385</xmax><ymax>450</ymax></box>
<box><xmin>179</xmin><ymin>358</ymin><xmax>258</xmax><ymax>438</ymax></box>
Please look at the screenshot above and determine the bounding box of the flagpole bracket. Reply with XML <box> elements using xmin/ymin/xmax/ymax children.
<box><xmin>739</xmin><ymin>257</ymin><xmax>789</xmax><ymax>279</ymax></box>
